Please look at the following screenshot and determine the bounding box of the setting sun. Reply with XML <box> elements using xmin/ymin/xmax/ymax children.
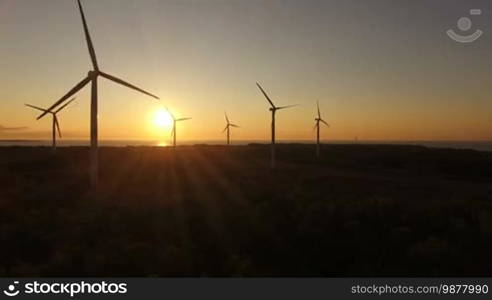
<box><xmin>2</xmin><ymin>0</ymin><xmax>492</xmax><ymax>281</ymax></box>
<box><xmin>154</xmin><ymin>109</ymin><xmax>173</xmax><ymax>129</ymax></box>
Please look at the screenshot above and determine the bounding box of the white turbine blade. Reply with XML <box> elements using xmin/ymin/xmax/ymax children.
<box><xmin>222</xmin><ymin>124</ymin><xmax>229</xmax><ymax>133</ymax></box>
<box><xmin>320</xmin><ymin>119</ymin><xmax>330</xmax><ymax>127</ymax></box>
<box><xmin>37</xmin><ymin>75</ymin><xmax>91</xmax><ymax>120</ymax></box>
<box><xmin>100</xmin><ymin>72</ymin><xmax>159</xmax><ymax>99</ymax></box>
<box><xmin>230</xmin><ymin>124</ymin><xmax>240</xmax><ymax>128</ymax></box>
<box><xmin>77</xmin><ymin>0</ymin><xmax>99</xmax><ymax>70</ymax></box>
<box><xmin>54</xmin><ymin>97</ymin><xmax>77</xmax><ymax>113</ymax></box>
<box><xmin>170</xmin><ymin>126</ymin><xmax>175</xmax><ymax>137</ymax></box>
<box><xmin>256</xmin><ymin>82</ymin><xmax>276</xmax><ymax>108</ymax></box>
<box><xmin>277</xmin><ymin>104</ymin><xmax>298</xmax><ymax>110</ymax></box>
<box><xmin>176</xmin><ymin>117</ymin><xmax>191</xmax><ymax>122</ymax></box>
<box><xmin>54</xmin><ymin>116</ymin><xmax>62</xmax><ymax>138</ymax></box>
<box><xmin>25</xmin><ymin>104</ymin><xmax>49</xmax><ymax>113</ymax></box>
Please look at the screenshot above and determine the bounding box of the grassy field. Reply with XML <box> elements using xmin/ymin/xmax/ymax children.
<box><xmin>0</xmin><ymin>144</ymin><xmax>491</xmax><ymax>276</ymax></box>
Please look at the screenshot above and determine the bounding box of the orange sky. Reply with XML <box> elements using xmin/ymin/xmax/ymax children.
<box><xmin>1</xmin><ymin>0</ymin><xmax>492</xmax><ymax>142</ymax></box>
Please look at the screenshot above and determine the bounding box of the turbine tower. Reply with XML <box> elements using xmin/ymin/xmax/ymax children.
<box><xmin>313</xmin><ymin>101</ymin><xmax>329</xmax><ymax>159</ymax></box>
<box><xmin>256</xmin><ymin>82</ymin><xmax>296</xmax><ymax>168</ymax></box>
<box><xmin>37</xmin><ymin>0</ymin><xmax>159</xmax><ymax>187</ymax></box>
<box><xmin>166</xmin><ymin>107</ymin><xmax>191</xmax><ymax>149</ymax></box>
<box><xmin>223</xmin><ymin>112</ymin><xmax>239</xmax><ymax>146</ymax></box>
<box><xmin>25</xmin><ymin>98</ymin><xmax>77</xmax><ymax>153</ymax></box>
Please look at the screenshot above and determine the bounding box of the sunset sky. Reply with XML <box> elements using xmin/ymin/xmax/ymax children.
<box><xmin>1</xmin><ymin>0</ymin><xmax>492</xmax><ymax>142</ymax></box>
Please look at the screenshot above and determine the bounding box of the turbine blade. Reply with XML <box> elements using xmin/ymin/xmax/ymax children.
<box><xmin>224</xmin><ymin>111</ymin><xmax>230</xmax><ymax>124</ymax></box>
<box><xmin>320</xmin><ymin>119</ymin><xmax>330</xmax><ymax>127</ymax></box>
<box><xmin>25</xmin><ymin>104</ymin><xmax>49</xmax><ymax>113</ymax></box>
<box><xmin>222</xmin><ymin>125</ymin><xmax>229</xmax><ymax>133</ymax></box>
<box><xmin>37</xmin><ymin>76</ymin><xmax>91</xmax><ymax>120</ymax></box>
<box><xmin>277</xmin><ymin>104</ymin><xmax>298</xmax><ymax>110</ymax></box>
<box><xmin>230</xmin><ymin>124</ymin><xmax>240</xmax><ymax>128</ymax></box>
<box><xmin>317</xmin><ymin>101</ymin><xmax>321</xmax><ymax>119</ymax></box>
<box><xmin>165</xmin><ymin>106</ymin><xmax>175</xmax><ymax>121</ymax></box>
<box><xmin>170</xmin><ymin>126</ymin><xmax>175</xmax><ymax>137</ymax></box>
<box><xmin>100</xmin><ymin>72</ymin><xmax>159</xmax><ymax>100</ymax></box>
<box><xmin>54</xmin><ymin>116</ymin><xmax>62</xmax><ymax>138</ymax></box>
<box><xmin>176</xmin><ymin>117</ymin><xmax>191</xmax><ymax>122</ymax></box>
<box><xmin>256</xmin><ymin>82</ymin><xmax>276</xmax><ymax>108</ymax></box>
<box><xmin>77</xmin><ymin>0</ymin><xmax>99</xmax><ymax>70</ymax></box>
<box><xmin>54</xmin><ymin>97</ymin><xmax>77</xmax><ymax>113</ymax></box>
<box><xmin>313</xmin><ymin>122</ymin><xmax>318</xmax><ymax>131</ymax></box>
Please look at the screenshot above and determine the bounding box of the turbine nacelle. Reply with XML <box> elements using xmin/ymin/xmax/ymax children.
<box><xmin>223</xmin><ymin>112</ymin><xmax>239</xmax><ymax>132</ymax></box>
<box><xmin>88</xmin><ymin>70</ymin><xmax>98</xmax><ymax>78</ymax></box>
<box><xmin>314</xmin><ymin>101</ymin><xmax>329</xmax><ymax>127</ymax></box>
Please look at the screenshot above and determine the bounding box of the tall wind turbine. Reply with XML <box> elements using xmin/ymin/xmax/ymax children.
<box><xmin>256</xmin><ymin>82</ymin><xmax>297</xmax><ymax>168</ymax></box>
<box><xmin>37</xmin><ymin>0</ymin><xmax>159</xmax><ymax>187</ymax></box>
<box><xmin>25</xmin><ymin>98</ymin><xmax>77</xmax><ymax>153</ymax></box>
<box><xmin>314</xmin><ymin>101</ymin><xmax>329</xmax><ymax>159</ymax></box>
<box><xmin>223</xmin><ymin>112</ymin><xmax>239</xmax><ymax>146</ymax></box>
<box><xmin>166</xmin><ymin>107</ymin><xmax>191</xmax><ymax>148</ymax></box>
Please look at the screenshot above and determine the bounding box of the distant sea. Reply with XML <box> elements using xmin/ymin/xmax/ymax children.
<box><xmin>1</xmin><ymin>140</ymin><xmax>492</xmax><ymax>152</ymax></box>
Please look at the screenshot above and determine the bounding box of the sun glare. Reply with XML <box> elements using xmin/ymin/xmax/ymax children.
<box><xmin>154</xmin><ymin>109</ymin><xmax>173</xmax><ymax>129</ymax></box>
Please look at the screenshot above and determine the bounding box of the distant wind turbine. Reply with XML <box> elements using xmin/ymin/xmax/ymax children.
<box><xmin>313</xmin><ymin>101</ymin><xmax>329</xmax><ymax>159</ymax></box>
<box><xmin>256</xmin><ymin>82</ymin><xmax>297</xmax><ymax>168</ymax></box>
<box><xmin>223</xmin><ymin>112</ymin><xmax>239</xmax><ymax>146</ymax></box>
<box><xmin>36</xmin><ymin>0</ymin><xmax>159</xmax><ymax>187</ymax></box>
<box><xmin>166</xmin><ymin>107</ymin><xmax>191</xmax><ymax>148</ymax></box>
<box><xmin>25</xmin><ymin>97</ymin><xmax>77</xmax><ymax>153</ymax></box>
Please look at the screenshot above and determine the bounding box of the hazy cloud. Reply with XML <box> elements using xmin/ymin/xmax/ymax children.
<box><xmin>0</xmin><ymin>125</ymin><xmax>29</xmax><ymax>131</ymax></box>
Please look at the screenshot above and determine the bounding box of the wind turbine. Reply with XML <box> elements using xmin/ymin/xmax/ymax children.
<box><xmin>256</xmin><ymin>82</ymin><xmax>297</xmax><ymax>168</ymax></box>
<box><xmin>166</xmin><ymin>107</ymin><xmax>191</xmax><ymax>148</ymax></box>
<box><xmin>36</xmin><ymin>0</ymin><xmax>159</xmax><ymax>187</ymax></box>
<box><xmin>223</xmin><ymin>112</ymin><xmax>239</xmax><ymax>146</ymax></box>
<box><xmin>313</xmin><ymin>101</ymin><xmax>329</xmax><ymax>159</ymax></box>
<box><xmin>25</xmin><ymin>98</ymin><xmax>77</xmax><ymax>153</ymax></box>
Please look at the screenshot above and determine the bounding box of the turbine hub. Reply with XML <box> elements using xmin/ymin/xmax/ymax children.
<box><xmin>88</xmin><ymin>70</ymin><xmax>99</xmax><ymax>78</ymax></box>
